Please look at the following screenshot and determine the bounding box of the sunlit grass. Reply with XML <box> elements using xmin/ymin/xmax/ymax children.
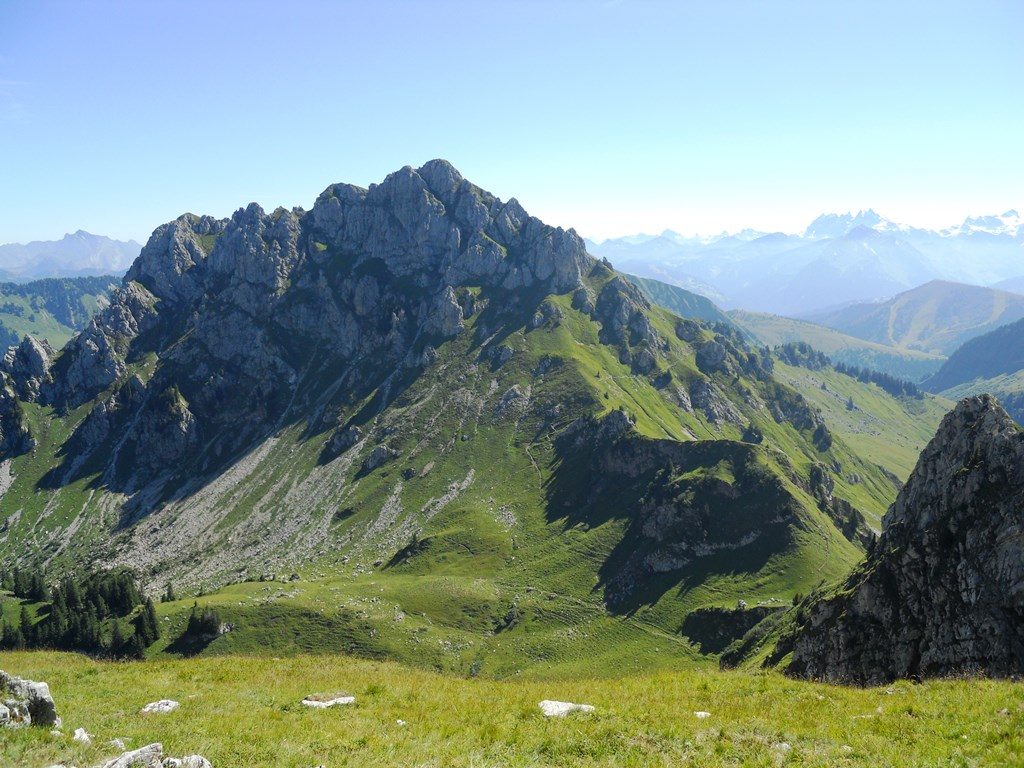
<box><xmin>2</xmin><ymin>652</ymin><xmax>1022</xmax><ymax>767</ymax></box>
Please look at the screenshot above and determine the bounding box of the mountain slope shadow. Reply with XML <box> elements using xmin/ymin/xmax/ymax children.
<box><xmin>545</xmin><ymin>412</ymin><xmax>805</xmax><ymax>615</ymax></box>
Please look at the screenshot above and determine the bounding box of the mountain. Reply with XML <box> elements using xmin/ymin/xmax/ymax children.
<box><xmin>776</xmin><ymin>396</ymin><xmax>1024</xmax><ymax>684</ymax></box>
<box><xmin>993</xmin><ymin>275</ymin><xmax>1024</xmax><ymax>294</ymax></box>
<box><xmin>730</xmin><ymin>310</ymin><xmax>944</xmax><ymax>381</ymax></box>
<box><xmin>807</xmin><ymin>280</ymin><xmax>1024</xmax><ymax>356</ymax></box>
<box><xmin>624</xmin><ymin>274</ymin><xmax>733</xmax><ymax>326</ymax></box>
<box><xmin>943</xmin><ymin>209</ymin><xmax>1023</xmax><ymax>238</ymax></box>
<box><xmin>733</xmin><ymin>226</ymin><xmax>936</xmax><ymax>315</ymax></box>
<box><xmin>0</xmin><ymin>231</ymin><xmax>141</xmax><ymax>281</ymax></box>
<box><xmin>802</xmin><ymin>209</ymin><xmax>899</xmax><ymax>239</ymax></box>
<box><xmin>590</xmin><ymin>209</ymin><xmax>1024</xmax><ymax>315</ymax></box>
<box><xmin>922</xmin><ymin>317</ymin><xmax>1024</xmax><ymax>425</ymax></box>
<box><xmin>0</xmin><ymin>276</ymin><xmax>118</xmax><ymax>351</ymax></box>
<box><xmin>0</xmin><ymin>161</ymin><xmax>913</xmax><ymax>674</ymax></box>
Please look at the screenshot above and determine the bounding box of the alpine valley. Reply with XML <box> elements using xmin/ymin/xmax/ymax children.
<box><xmin>2</xmin><ymin>162</ymin><xmax>1023</xmax><ymax>768</ymax></box>
<box><xmin>0</xmin><ymin>161</ymin><xmax>938</xmax><ymax>671</ymax></box>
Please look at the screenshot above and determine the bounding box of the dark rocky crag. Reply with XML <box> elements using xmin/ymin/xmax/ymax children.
<box><xmin>782</xmin><ymin>395</ymin><xmax>1024</xmax><ymax>684</ymax></box>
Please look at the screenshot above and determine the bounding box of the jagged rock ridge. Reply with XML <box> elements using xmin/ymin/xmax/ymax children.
<box><xmin>782</xmin><ymin>395</ymin><xmax>1024</xmax><ymax>684</ymax></box>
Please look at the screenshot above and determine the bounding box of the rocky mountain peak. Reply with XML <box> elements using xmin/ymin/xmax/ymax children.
<box><xmin>781</xmin><ymin>394</ymin><xmax>1024</xmax><ymax>684</ymax></box>
<box><xmin>884</xmin><ymin>394</ymin><xmax>1023</xmax><ymax>531</ymax></box>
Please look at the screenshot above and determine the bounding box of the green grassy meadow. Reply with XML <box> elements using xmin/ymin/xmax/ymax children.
<box><xmin>2</xmin><ymin>651</ymin><xmax>1022</xmax><ymax>767</ymax></box>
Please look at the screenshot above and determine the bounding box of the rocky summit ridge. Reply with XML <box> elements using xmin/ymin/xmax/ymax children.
<box><xmin>0</xmin><ymin>161</ymin><xmax>906</xmax><ymax>670</ymax></box>
<box><xmin>780</xmin><ymin>395</ymin><xmax>1024</xmax><ymax>684</ymax></box>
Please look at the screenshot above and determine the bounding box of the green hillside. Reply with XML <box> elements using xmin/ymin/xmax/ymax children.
<box><xmin>730</xmin><ymin>309</ymin><xmax>944</xmax><ymax>381</ymax></box>
<box><xmin>808</xmin><ymin>280</ymin><xmax>1024</xmax><ymax>356</ymax></box>
<box><xmin>773</xmin><ymin>361</ymin><xmax>952</xmax><ymax>481</ymax></box>
<box><xmin>0</xmin><ymin>163</ymin><xmax>951</xmax><ymax>686</ymax></box>
<box><xmin>0</xmin><ymin>276</ymin><xmax>117</xmax><ymax>350</ymax></box>
<box><xmin>924</xmin><ymin>316</ymin><xmax>1024</xmax><ymax>424</ymax></box>
<box><xmin>625</xmin><ymin>273</ymin><xmax>733</xmax><ymax>326</ymax></box>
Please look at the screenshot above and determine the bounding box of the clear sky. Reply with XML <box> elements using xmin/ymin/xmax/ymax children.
<box><xmin>1</xmin><ymin>0</ymin><xmax>1022</xmax><ymax>244</ymax></box>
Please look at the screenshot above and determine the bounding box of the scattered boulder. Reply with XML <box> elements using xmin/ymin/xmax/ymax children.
<box><xmin>327</xmin><ymin>424</ymin><xmax>362</xmax><ymax>455</ymax></box>
<box><xmin>301</xmin><ymin>693</ymin><xmax>355</xmax><ymax>708</ymax></box>
<box><xmin>73</xmin><ymin>726</ymin><xmax>92</xmax><ymax>743</ymax></box>
<box><xmin>694</xmin><ymin>711</ymin><xmax>711</xmax><ymax>719</ymax></box>
<box><xmin>538</xmin><ymin>700</ymin><xmax>595</xmax><ymax>717</ymax></box>
<box><xmin>0</xmin><ymin>670</ymin><xmax>60</xmax><ymax>727</ymax></box>
<box><xmin>494</xmin><ymin>384</ymin><xmax>530</xmax><ymax>418</ymax></box>
<box><xmin>98</xmin><ymin>742</ymin><xmax>213</xmax><ymax>768</ymax></box>
<box><xmin>140</xmin><ymin>699</ymin><xmax>180</xmax><ymax>714</ymax></box>
<box><xmin>361</xmin><ymin>444</ymin><xmax>399</xmax><ymax>473</ymax></box>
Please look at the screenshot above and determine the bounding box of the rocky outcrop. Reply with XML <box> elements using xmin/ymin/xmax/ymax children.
<box><xmin>1</xmin><ymin>335</ymin><xmax>54</xmax><ymax>400</ymax></box>
<box><xmin>0</xmin><ymin>670</ymin><xmax>60</xmax><ymax>727</ymax></box>
<box><xmin>0</xmin><ymin>374</ymin><xmax>33</xmax><ymax>458</ymax></box>
<box><xmin>556</xmin><ymin>416</ymin><xmax>803</xmax><ymax>606</ymax></box>
<box><xmin>42</xmin><ymin>160</ymin><xmax>596</xmax><ymax>485</ymax></box>
<box><xmin>783</xmin><ymin>396</ymin><xmax>1024</xmax><ymax>684</ymax></box>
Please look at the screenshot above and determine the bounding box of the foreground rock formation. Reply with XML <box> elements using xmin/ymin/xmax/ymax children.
<box><xmin>0</xmin><ymin>669</ymin><xmax>60</xmax><ymax>727</ymax></box>
<box><xmin>782</xmin><ymin>395</ymin><xmax>1024</xmax><ymax>684</ymax></box>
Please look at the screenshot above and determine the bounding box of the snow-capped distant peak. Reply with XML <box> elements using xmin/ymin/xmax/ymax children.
<box><xmin>803</xmin><ymin>209</ymin><xmax>904</xmax><ymax>239</ymax></box>
<box><xmin>942</xmin><ymin>210</ymin><xmax>1023</xmax><ymax>238</ymax></box>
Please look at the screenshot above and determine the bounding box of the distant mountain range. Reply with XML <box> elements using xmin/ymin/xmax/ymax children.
<box><xmin>0</xmin><ymin>231</ymin><xmax>141</xmax><ymax>281</ymax></box>
<box><xmin>587</xmin><ymin>209</ymin><xmax>1024</xmax><ymax>316</ymax></box>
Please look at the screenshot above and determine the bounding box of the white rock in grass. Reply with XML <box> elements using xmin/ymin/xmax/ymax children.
<box><xmin>301</xmin><ymin>694</ymin><xmax>355</xmax><ymax>708</ymax></box>
<box><xmin>141</xmin><ymin>700</ymin><xmax>180</xmax><ymax>714</ymax></box>
<box><xmin>100</xmin><ymin>743</ymin><xmax>164</xmax><ymax>768</ymax></box>
<box><xmin>538</xmin><ymin>700</ymin><xmax>595</xmax><ymax>717</ymax></box>
<box><xmin>73</xmin><ymin>727</ymin><xmax>91</xmax><ymax>743</ymax></box>
<box><xmin>694</xmin><ymin>711</ymin><xmax>711</xmax><ymax>719</ymax></box>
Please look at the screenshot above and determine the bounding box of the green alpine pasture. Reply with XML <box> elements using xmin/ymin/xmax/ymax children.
<box><xmin>2</xmin><ymin>651</ymin><xmax>1023</xmax><ymax>767</ymax></box>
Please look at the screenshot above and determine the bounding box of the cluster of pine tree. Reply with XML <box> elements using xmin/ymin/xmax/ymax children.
<box><xmin>0</xmin><ymin>568</ymin><xmax>159</xmax><ymax>659</ymax></box>
<box><xmin>184</xmin><ymin>604</ymin><xmax>222</xmax><ymax>639</ymax></box>
<box><xmin>775</xmin><ymin>342</ymin><xmax>923</xmax><ymax>399</ymax></box>
<box><xmin>1</xmin><ymin>567</ymin><xmax>50</xmax><ymax>602</ymax></box>
<box><xmin>832</xmin><ymin>361</ymin><xmax>923</xmax><ymax>399</ymax></box>
<box><xmin>776</xmin><ymin>342</ymin><xmax>830</xmax><ymax>370</ymax></box>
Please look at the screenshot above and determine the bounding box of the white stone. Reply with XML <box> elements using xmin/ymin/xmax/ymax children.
<box><xmin>694</xmin><ymin>711</ymin><xmax>711</xmax><ymax>719</ymax></box>
<box><xmin>301</xmin><ymin>695</ymin><xmax>355</xmax><ymax>708</ymax></box>
<box><xmin>141</xmin><ymin>700</ymin><xmax>180</xmax><ymax>714</ymax></box>
<box><xmin>538</xmin><ymin>700</ymin><xmax>595</xmax><ymax>717</ymax></box>
<box><xmin>73</xmin><ymin>727</ymin><xmax>91</xmax><ymax>743</ymax></box>
<box><xmin>100</xmin><ymin>743</ymin><xmax>164</xmax><ymax>768</ymax></box>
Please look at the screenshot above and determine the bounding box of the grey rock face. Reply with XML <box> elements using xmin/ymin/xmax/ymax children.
<box><xmin>361</xmin><ymin>444</ymin><xmax>399</xmax><ymax>473</ymax></box>
<box><xmin>785</xmin><ymin>395</ymin><xmax>1024</xmax><ymax>684</ymax></box>
<box><xmin>0</xmin><ymin>375</ymin><xmax>33</xmax><ymax>458</ymax></box>
<box><xmin>45</xmin><ymin>160</ymin><xmax>595</xmax><ymax>488</ymax></box>
<box><xmin>1</xmin><ymin>335</ymin><xmax>54</xmax><ymax>400</ymax></box>
<box><xmin>328</xmin><ymin>424</ymin><xmax>363</xmax><ymax>455</ymax></box>
<box><xmin>126</xmin><ymin>214</ymin><xmax>225</xmax><ymax>306</ymax></box>
<box><xmin>0</xmin><ymin>670</ymin><xmax>60</xmax><ymax>727</ymax></box>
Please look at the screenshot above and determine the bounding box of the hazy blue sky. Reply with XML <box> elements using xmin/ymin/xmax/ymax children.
<box><xmin>1</xmin><ymin>0</ymin><xmax>1022</xmax><ymax>243</ymax></box>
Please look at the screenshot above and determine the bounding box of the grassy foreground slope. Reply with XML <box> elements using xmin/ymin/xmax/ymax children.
<box><xmin>3</xmin><ymin>651</ymin><xmax>1023</xmax><ymax>767</ymax></box>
